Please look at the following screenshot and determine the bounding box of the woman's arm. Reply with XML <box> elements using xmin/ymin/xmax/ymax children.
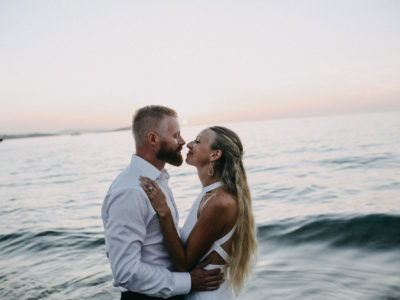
<box><xmin>140</xmin><ymin>177</ymin><xmax>234</xmax><ymax>272</ymax></box>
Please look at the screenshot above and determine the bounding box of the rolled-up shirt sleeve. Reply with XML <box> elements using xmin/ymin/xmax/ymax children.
<box><xmin>102</xmin><ymin>188</ymin><xmax>191</xmax><ymax>298</ymax></box>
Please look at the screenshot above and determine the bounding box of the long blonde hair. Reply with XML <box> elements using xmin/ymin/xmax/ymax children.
<box><xmin>209</xmin><ymin>126</ymin><xmax>257</xmax><ymax>295</ymax></box>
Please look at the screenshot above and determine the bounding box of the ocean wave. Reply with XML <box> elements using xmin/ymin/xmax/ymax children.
<box><xmin>320</xmin><ymin>154</ymin><xmax>398</xmax><ymax>169</ymax></box>
<box><xmin>0</xmin><ymin>229</ymin><xmax>104</xmax><ymax>254</ymax></box>
<box><xmin>257</xmin><ymin>214</ymin><xmax>400</xmax><ymax>250</ymax></box>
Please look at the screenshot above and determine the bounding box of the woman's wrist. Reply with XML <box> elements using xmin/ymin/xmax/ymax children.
<box><xmin>157</xmin><ymin>207</ymin><xmax>172</xmax><ymax>218</ymax></box>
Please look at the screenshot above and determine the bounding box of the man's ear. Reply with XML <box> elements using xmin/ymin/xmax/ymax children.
<box><xmin>147</xmin><ymin>132</ymin><xmax>158</xmax><ymax>145</ymax></box>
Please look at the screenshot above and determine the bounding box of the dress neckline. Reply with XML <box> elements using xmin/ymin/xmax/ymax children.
<box><xmin>201</xmin><ymin>181</ymin><xmax>223</xmax><ymax>194</ymax></box>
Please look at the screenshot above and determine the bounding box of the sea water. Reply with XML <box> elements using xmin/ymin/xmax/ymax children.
<box><xmin>1</xmin><ymin>111</ymin><xmax>399</xmax><ymax>299</ymax></box>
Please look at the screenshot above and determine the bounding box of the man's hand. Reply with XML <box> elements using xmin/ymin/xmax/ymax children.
<box><xmin>190</xmin><ymin>260</ymin><xmax>224</xmax><ymax>291</ymax></box>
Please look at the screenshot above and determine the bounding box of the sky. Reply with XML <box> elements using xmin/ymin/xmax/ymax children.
<box><xmin>1</xmin><ymin>0</ymin><xmax>400</xmax><ymax>134</ymax></box>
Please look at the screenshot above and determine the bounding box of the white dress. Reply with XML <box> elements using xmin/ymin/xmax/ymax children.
<box><xmin>180</xmin><ymin>182</ymin><xmax>235</xmax><ymax>300</ymax></box>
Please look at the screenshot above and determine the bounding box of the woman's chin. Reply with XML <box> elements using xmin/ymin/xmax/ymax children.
<box><xmin>185</xmin><ymin>156</ymin><xmax>193</xmax><ymax>165</ymax></box>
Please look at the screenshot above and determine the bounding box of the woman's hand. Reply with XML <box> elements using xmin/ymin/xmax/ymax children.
<box><xmin>139</xmin><ymin>176</ymin><xmax>171</xmax><ymax>217</ymax></box>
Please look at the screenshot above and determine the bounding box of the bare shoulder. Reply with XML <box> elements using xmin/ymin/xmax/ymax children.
<box><xmin>198</xmin><ymin>187</ymin><xmax>237</xmax><ymax>237</ymax></box>
<box><xmin>202</xmin><ymin>187</ymin><xmax>237</xmax><ymax>216</ymax></box>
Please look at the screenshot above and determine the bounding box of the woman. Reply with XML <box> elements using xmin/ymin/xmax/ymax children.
<box><xmin>140</xmin><ymin>126</ymin><xmax>257</xmax><ymax>299</ymax></box>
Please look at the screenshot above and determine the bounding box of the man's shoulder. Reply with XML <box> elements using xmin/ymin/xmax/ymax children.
<box><xmin>102</xmin><ymin>162</ymin><xmax>156</xmax><ymax>219</ymax></box>
<box><xmin>109</xmin><ymin>163</ymin><xmax>141</xmax><ymax>190</ymax></box>
<box><xmin>103</xmin><ymin>183</ymin><xmax>154</xmax><ymax>221</ymax></box>
<box><xmin>106</xmin><ymin>174</ymin><xmax>143</xmax><ymax>203</ymax></box>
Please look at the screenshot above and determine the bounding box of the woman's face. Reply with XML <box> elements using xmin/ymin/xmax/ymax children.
<box><xmin>186</xmin><ymin>128</ymin><xmax>216</xmax><ymax>167</ymax></box>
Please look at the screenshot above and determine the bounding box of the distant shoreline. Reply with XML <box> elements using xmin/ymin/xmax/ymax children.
<box><xmin>0</xmin><ymin>127</ymin><xmax>130</xmax><ymax>142</ymax></box>
<box><xmin>2</xmin><ymin>109</ymin><xmax>399</xmax><ymax>142</ymax></box>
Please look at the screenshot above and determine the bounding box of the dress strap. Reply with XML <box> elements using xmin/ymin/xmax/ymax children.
<box><xmin>200</xmin><ymin>225</ymin><xmax>236</xmax><ymax>262</ymax></box>
<box><xmin>213</xmin><ymin>245</ymin><xmax>229</xmax><ymax>261</ymax></box>
<box><xmin>201</xmin><ymin>181</ymin><xmax>222</xmax><ymax>194</ymax></box>
<box><xmin>215</xmin><ymin>225</ymin><xmax>236</xmax><ymax>246</ymax></box>
<box><xmin>180</xmin><ymin>182</ymin><xmax>223</xmax><ymax>245</ymax></box>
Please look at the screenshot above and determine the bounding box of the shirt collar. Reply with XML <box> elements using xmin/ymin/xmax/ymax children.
<box><xmin>131</xmin><ymin>154</ymin><xmax>169</xmax><ymax>182</ymax></box>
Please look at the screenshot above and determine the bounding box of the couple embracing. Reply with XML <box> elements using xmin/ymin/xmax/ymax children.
<box><xmin>101</xmin><ymin>105</ymin><xmax>257</xmax><ymax>299</ymax></box>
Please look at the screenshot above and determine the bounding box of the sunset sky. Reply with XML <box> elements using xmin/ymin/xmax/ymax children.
<box><xmin>1</xmin><ymin>0</ymin><xmax>400</xmax><ymax>134</ymax></box>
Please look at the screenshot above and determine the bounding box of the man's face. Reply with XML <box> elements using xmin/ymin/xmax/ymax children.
<box><xmin>156</xmin><ymin>116</ymin><xmax>185</xmax><ymax>166</ymax></box>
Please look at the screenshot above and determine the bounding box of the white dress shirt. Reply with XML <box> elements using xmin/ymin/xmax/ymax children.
<box><xmin>101</xmin><ymin>154</ymin><xmax>191</xmax><ymax>298</ymax></box>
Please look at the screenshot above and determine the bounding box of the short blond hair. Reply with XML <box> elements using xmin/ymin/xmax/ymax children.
<box><xmin>132</xmin><ymin>105</ymin><xmax>177</xmax><ymax>146</ymax></box>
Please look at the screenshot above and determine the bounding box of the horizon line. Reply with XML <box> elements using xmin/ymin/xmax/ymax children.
<box><xmin>1</xmin><ymin>109</ymin><xmax>399</xmax><ymax>141</ymax></box>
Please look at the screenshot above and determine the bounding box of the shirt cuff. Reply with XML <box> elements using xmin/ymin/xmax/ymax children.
<box><xmin>171</xmin><ymin>272</ymin><xmax>191</xmax><ymax>296</ymax></box>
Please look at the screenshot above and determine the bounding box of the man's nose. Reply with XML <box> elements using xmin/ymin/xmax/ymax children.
<box><xmin>187</xmin><ymin>141</ymin><xmax>193</xmax><ymax>149</ymax></box>
<box><xmin>179</xmin><ymin>136</ymin><xmax>185</xmax><ymax>146</ymax></box>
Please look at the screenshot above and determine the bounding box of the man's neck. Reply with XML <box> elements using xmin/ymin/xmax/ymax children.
<box><xmin>135</xmin><ymin>151</ymin><xmax>165</xmax><ymax>171</ymax></box>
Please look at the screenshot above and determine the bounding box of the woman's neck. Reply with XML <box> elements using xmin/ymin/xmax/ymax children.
<box><xmin>197</xmin><ymin>165</ymin><xmax>219</xmax><ymax>187</ymax></box>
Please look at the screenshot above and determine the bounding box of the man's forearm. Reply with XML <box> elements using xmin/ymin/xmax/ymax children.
<box><xmin>111</xmin><ymin>255</ymin><xmax>191</xmax><ymax>297</ymax></box>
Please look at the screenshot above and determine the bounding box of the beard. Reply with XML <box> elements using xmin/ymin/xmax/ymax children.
<box><xmin>156</xmin><ymin>141</ymin><xmax>183</xmax><ymax>166</ymax></box>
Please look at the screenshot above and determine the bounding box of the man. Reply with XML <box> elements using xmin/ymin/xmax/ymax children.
<box><xmin>102</xmin><ymin>105</ymin><xmax>222</xmax><ymax>299</ymax></box>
